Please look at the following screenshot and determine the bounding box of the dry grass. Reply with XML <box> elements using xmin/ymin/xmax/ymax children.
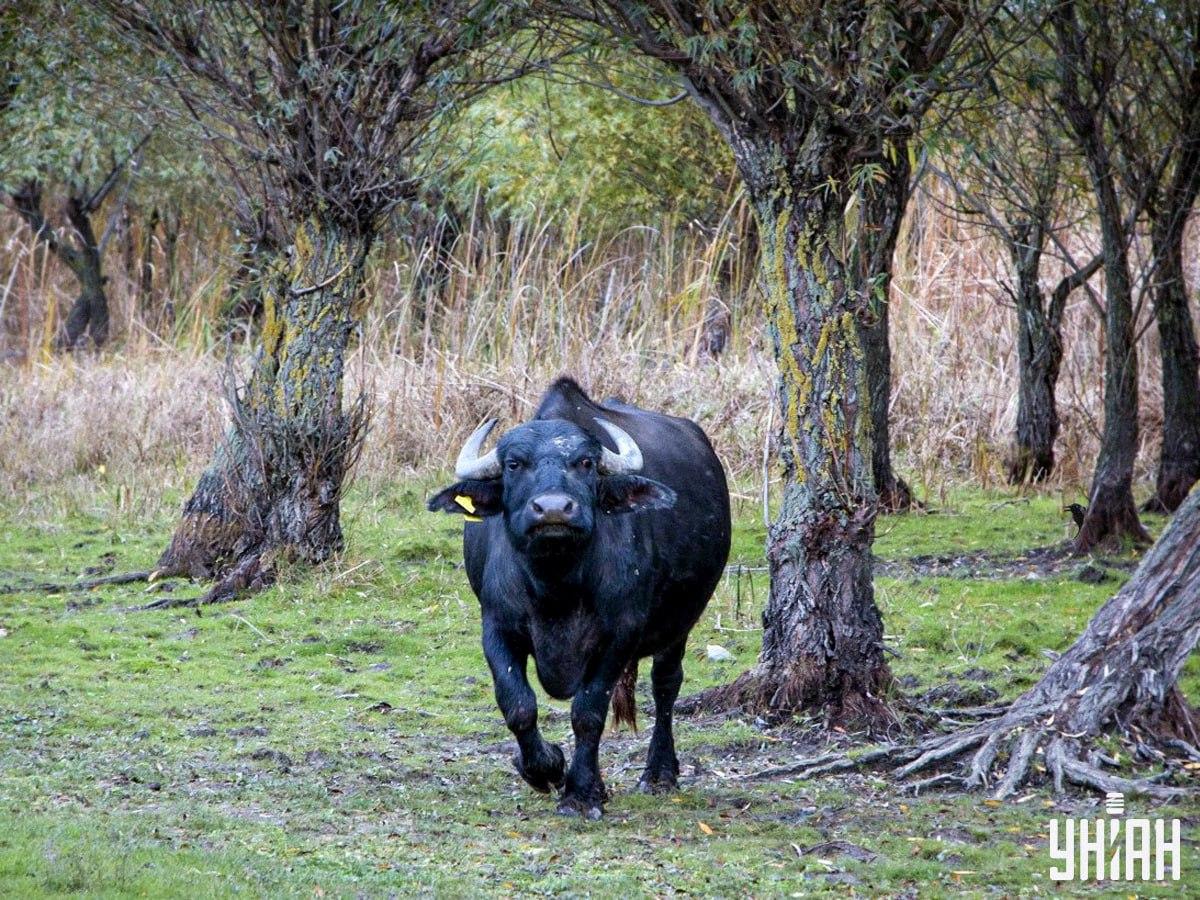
<box><xmin>1</xmin><ymin>186</ymin><xmax>1195</xmax><ymax>519</ymax></box>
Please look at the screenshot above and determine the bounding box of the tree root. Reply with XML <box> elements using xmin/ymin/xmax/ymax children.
<box><xmin>138</xmin><ymin>552</ymin><xmax>274</xmax><ymax>611</ymax></box>
<box><xmin>746</xmin><ymin>711</ymin><xmax>1191</xmax><ymax>800</ymax></box>
<box><xmin>0</xmin><ymin>570</ymin><xmax>152</xmax><ymax>596</ymax></box>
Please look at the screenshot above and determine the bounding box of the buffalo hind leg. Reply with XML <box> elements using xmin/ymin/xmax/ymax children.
<box><xmin>482</xmin><ymin>619</ymin><xmax>564</xmax><ymax>793</ymax></box>
<box><xmin>639</xmin><ymin>640</ymin><xmax>685</xmax><ymax>793</ymax></box>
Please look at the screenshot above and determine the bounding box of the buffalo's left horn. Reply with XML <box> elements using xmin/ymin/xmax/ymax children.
<box><xmin>455</xmin><ymin>418</ymin><xmax>502</xmax><ymax>480</ymax></box>
<box><xmin>596</xmin><ymin>418</ymin><xmax>643</xmax><ymax>474</ymax></box>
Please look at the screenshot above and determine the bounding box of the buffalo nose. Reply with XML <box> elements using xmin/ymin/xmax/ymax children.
<box><xmin>529</xmin><ymin>494</ymin><xmax>577</xmax><ymax>525</ymax></box>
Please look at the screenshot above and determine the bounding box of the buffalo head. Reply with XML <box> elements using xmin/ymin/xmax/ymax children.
<box><xmin>428</xmin><ymin>418</ymin><xmax>676</xmax><ymax>555</ymax></box>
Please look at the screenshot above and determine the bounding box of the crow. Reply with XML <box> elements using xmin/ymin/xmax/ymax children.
<box><xmin>1064</xmin><ymin>502</ymin><xmax>1088</xmax><ymax>530</ymax></box>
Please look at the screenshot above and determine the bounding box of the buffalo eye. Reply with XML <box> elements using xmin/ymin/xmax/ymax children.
<box><xmin>506</xmin><ymin>459</ymin><xmax>524</xmax><ymax>472</ymax></box>
<box><xmin>576</xmin><ymin>457</ymin><xmax>594</xmax><ymax>471</ymax></box>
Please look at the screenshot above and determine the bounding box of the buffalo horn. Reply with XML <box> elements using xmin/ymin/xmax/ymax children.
<box><xmin>455</xmin><ymin>418</ymin><xmax>502</xmax><ymax>480</ymax></box>
<box><xmin>596</xmin><ymin>418</ymin><xmax>643</xmax><ymax>474</ymax></box>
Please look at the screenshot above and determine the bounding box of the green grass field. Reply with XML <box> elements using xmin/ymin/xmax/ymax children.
<box><xmin>0</xmin><ymin>484</ymin><xmax>1195</xmax><ymax>897</ymax></box>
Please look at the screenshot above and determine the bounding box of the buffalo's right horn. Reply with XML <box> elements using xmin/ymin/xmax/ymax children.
<box><xmin>596</xmin><ymin>418</ymin><xmax>643</xmax><ymax>474</ymax></box>
<box><xmin>455</xmin><ymin>418</ymin><xmax>502</xmax><ymax>480</ymax></box>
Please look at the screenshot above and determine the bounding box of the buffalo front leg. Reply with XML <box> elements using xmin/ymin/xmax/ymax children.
<box><xmin>639</xmin><ymin>640</ymin><xmax>685</xmax><ymax>793</ymax></box>
<box><xmin>558</xmin><ymin>652</ymin><xmax>634</xmax><ymax>820</ymax></box>
<box><xmin>482</xmin><ymin>619</ymin><xmax>564</xmax><ymax>793</ymax></box>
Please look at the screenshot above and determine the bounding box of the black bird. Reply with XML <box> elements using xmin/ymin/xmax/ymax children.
<box><xmin>1064</xmin><ymin>503</ymin><xmax>1088</xmax><ymax>530</ymax></box>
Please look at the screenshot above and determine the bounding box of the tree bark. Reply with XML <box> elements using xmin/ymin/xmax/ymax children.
<box><xmin>1007</xmin><ymin>228</ymin><xmax>1062</xmax><ymax>483</ymax></box>
<box><xmin>154</xmin><ymin>217</ymin><xmax>370</xmax><ymax>599</ymax></box>
<box><xmin>1144</xmin><ymin>215</ymin><xmax>1200</xmax><ymax>515</ymax></box>
<box><xmin>858</xmin><ymin>153</ymin><xmax>912</xmax><ymax>510</ymax></box>
<box><xmin>701</xmin><ymin>135</ymin><xmax>890</xmax><ymax>727</ymax></box>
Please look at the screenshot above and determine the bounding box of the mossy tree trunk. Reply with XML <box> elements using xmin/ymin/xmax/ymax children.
<box><xmin>708</xmin><ymin>134</ymin><xmax>890</xmax><ymax>726</ymax></box>
<box><xmin>155</xmin><ymin>216</ymin><xmax>369</xmax><ymax>599</ymax></box>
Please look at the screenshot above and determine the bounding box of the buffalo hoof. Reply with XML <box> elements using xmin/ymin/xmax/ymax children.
<box><xmin>636</xmin><ymin>772</ymin><xmax>678</xmax><ymax>794</ymax></box>
<box><xmin>556</xmin><ymin>796</ymin><xmax>604</xmax><ymax>821</ymax></box>
<box><xmin>512</xmin><ymin>743</ymin><xmax>565</xmax><ymax>794</ymax></box>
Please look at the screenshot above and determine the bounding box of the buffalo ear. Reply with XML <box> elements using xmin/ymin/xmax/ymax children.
<box><xmin>599</xmin><ymin>475</ymin><xmax>677</xmax><ymax>515</ymax></box>
<box><xmin>427</xmin><ymin>480</ymin><xmax>504</xmax><ymax>519</ymax></box>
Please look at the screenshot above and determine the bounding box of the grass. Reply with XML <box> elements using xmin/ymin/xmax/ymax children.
<box><xmin>1</xmin><ymin>483</ymin><xmax>1196</xmax><ymax>897</ymax></box>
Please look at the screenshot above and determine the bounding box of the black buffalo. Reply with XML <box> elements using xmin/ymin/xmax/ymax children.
<box><xmin>428</xmin><ymin>378</ymin><xmax>731</xmax><ymax>818</ymax></box>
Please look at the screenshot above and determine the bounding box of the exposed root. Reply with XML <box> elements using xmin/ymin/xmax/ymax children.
<box><xmin>1</xmin><ymin>570</ymin><xmax>152</xmax><ymax>596</ymax></box>
<box><xmin>893</xmin><ymin>728</ymin><xmax>988</xmax><ymax>779</ymax></box>
<box><xmin>748</xmin><ymin>745</ymin><xmax>907</xmax><ymax>781</ymax></box>
<box><xmin>139</xmin><ymin>552</ymin><xmax>274</xmax><ymax>611</ymax></box>
<box><xmin>743</xmin><ymin>709</ymin><xmax>1192</xmax><ymax>801</ymax></box>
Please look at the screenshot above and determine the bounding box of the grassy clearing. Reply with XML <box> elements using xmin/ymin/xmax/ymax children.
<box><xmin>0</xmin><ymin>485</ymin><xmax>1196</xmax><ymax>897</ymax></box>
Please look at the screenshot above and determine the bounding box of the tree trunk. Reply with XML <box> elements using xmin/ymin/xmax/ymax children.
<box><xmin>10</xmin><ymin>181</ymin><xmax>110</xmax><ymax>350</ymax></box>
<box><xmin>1007</xmin><ymin>233</ymin><xmax>1062</xmax><ymax>483</ymax></box>
<box><xmin>1145</xmin><ymin>219</ymin><xmax>1200</xmax><ymax>513</ymax></box>
<box><xmin>1072</xmin><ymin>173</ymin><xmax>1149</xmax><ymax>550</ymax></box>
<box><xmin>858</xmin><ymin>154</ymin><xmax>912</xmax><ymax>511</ymax></box>
<box><xmin>59</xmin><ymin>194</ymin><xmax>111</xmax><ymax>349</ymax></box>
<box><xmin>700</xmin><ymin>136</ymin><xmax>890</xmax><ymax>727</ymax></box>
<box><xmin>138</xmin><ymin>206</ymin><xmax>159</xmax><ymax>320</ymax></box>
<box><xmin>161</xmin><ymin>205</ymin><xmax>180</xmax><ymax>327</ymax></box>
<box><xmin>1053</xmin><ymin>4</ymin><xmax>1150</xmax><ymax>551</ymax></box>
<box><xmin>154</xmin><ymin>217</ymin><xmax>370</xmax><ymax>600</ymax></box>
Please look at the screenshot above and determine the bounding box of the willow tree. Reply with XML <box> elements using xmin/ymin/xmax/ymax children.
<box><xmin>1047</xmin><ymin>1</ymin><xmax>1159</xmax><ymax>551</ymax></box>
<box><xmin>98</xmin><ymin>0</ymin><xmax>529</xmax><ymax>601</ymax></box>
<box><xmin>551</xmin><ymin>1</ymin><xmax>988</xmax><ymax>724</ymax></box>
<box><xmin>932</xmin><ymin>73</ymin><xmax>1103</xmax><ymax>485</ymax></box>
<box><xmin>1132</xmin><ymin>2</ymin><xmax>1200</xmax><ymax>514</ymax></box>
<box><xmin>0</xmin><ymin>1</ymin><xmax>154</xmax><ymax>350</ymax></box>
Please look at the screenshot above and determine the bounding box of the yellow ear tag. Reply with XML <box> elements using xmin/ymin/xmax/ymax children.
<box><xmin>455</xmin><ymin>495</ymin><xmax>482</xmax><ymax>522</ymax></box>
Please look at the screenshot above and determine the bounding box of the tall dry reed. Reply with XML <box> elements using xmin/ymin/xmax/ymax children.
<box><xmin>0</xmin><ymin>185</ymin><xmax>1194</xmax><ymax>520</ymax></box>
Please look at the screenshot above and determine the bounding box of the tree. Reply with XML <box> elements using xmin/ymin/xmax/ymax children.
<box><xmin>858</xmin><ymin>150</ymin><xmax>915</xmax><ymax>510</ymax></box>
<box><xmin>931</xmin><ymin>77</ymin><xmax>1103</xmax><ymax>484</ymax></box>
<box><xmin>1134</xmin><ymin>4</ymin><xmax>1200</xmax><ymax>514</ymax></box>
<box><xmin>0</xmin><ymin>2</ymin><xmax>152</xmax><ymax>350</ymax></box>
<box><xmin>1048</xmin><ymin>1</ymin><xmax>1155</xmax><ymax>551</ymax></box>
<box><xmin>551</xmin><ymin>1</ymin><xmax>989</xmax><ymax>724</ymax></box>
<box><xmin>98</xmin><ymin>0</ymin><xmax>533</xmax><ymax>602</ymax></box>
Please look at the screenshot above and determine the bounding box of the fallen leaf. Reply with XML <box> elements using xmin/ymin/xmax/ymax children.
<box><xmin>698</xmin><ymin>821</ymin><xmax>714</xmax><ymax>835</ymax></box>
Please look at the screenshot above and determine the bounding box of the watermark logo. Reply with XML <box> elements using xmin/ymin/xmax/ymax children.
<box><xmin>1049</xmin><ymin>792</ymin><xmax>1181</xmax><ymax>882</ymax></box>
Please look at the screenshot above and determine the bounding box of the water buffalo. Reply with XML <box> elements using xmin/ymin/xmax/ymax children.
<box><xmin>428</xmin><ymin>378</ymin><xmax>731</xmax><ymax>819</ymax></box>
